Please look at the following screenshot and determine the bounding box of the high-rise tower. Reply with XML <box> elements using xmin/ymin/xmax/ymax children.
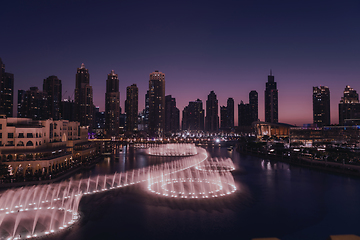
<box><xmin>125</xmin><ymin>84</ymin><xmax>138</xmax><ymax>132</ymax></box>
<box><xmin>220</xmin><ymin>98</ymin><xmax>234</xmax><ymax>130</ymax></box>
<box><xmin>249</xmin><ymin>90</ymin><xmax>258</xmax><ymax>122</ymax></box>
<box><xmin>17</xmin><ymin>87</ymin><xmax>48</xmax><ymax>120</ymax></box>
<box><xmin>339</xmin><ymin>85</ymin><xmax>360</xmax><ymax>125</ymax></box>
<box><xmin>182</xmin><ymin>99</ymin><xmax>204</xmax><ymax>131</ymax></box>
<box><xmin>165</xmin><ymin>95</ymin><xmax>180</xmax><ymax>133</ymax></box>
<box><xmin>313</xmin><ymin>86</ymin><xmax>330</xmax><ymax>127</ymax></box>
<box><xmin>0</xmin><ymin>58</ymin><xmax>14</xmax><ymax>117</ymax></box>
<box><xmin>227</xmin><ymin>98</ymin><xmax>234</xmax><ymax>129</ymax></box>
<box><xmin>205</xmin><ymin>91</ymin><xmax>219</xmax><ymax>132</ymax></box>
<box><xmin>148</xmin><ymin>70</ymin><xmax>165</xmax><ymax>136</ymax></box>
<box><xmin>75</xmin><ymin>63</ymin><xmax>93</xmax><ymax>129</ymax></box>
<box><xmin>265</xmin><ymin>70</ymin><xmax>278</xmax><ymax>123</ymax></box>
<box><xmin>105</xmin><ymin>70</ymin><xmax>120</xmax><ymax>137</ymax></box>
<box><xmin>43</xmin><ymin>75</ymin><xmax>62</xmax><ymax>120</ymax></box>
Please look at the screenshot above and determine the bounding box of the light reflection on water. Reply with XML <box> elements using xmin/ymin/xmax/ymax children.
<box><xmin>61</xmin><ymin>145</ymin><xmax>360</xmax><ymax>240</ymax></box>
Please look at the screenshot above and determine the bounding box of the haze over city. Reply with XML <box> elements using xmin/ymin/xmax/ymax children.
<box><xmin>1</xmin><ymin>0</ymin><xmax>359</xmax><ymax>126</ymax></box>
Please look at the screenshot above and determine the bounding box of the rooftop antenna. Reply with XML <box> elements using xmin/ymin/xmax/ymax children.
<box><xmin>270</xmin><ymin>69</ymin><xmax>272</xmax><ymax>76</ymax></box>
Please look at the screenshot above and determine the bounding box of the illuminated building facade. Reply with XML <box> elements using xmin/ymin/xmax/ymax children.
<box><xmin>125</xmin><ymin>84</ymin><xmax>138</xmax><ymax>132</ymax></box>
<box><xmin>205</xmin><ymin>91</ymin><xmax>219</xmax><ymax>132</ymax></box>
<box><xmin>182</xmin><ymin>99</ymin><xmax>204</xmax><ymax>131</ymax></box>
<box><xmin>313</xmin><ymin>86</ymin><xmax>330</xmax><ymax>127</ymax></box>
<box><xmin>339</xmin><ymin>85</ymin><xmax>360</xmax><ymax>125</ymax></box>
<box><xmin>265</xmin><ymin>71</ymin><xmax>278</xmax><ymax>123</ymax></box>
<box><xmin>0</xmin><ymin>58</ymin><xmax>14</xmax><ymax>117</ymax></box>
<box><xmin>43</xmin><ymin>75</ymin><xmax>62</xmax><ymax>120</ymax></box>
<box><xmin>75</xmin><ymin>63</ymin><xmax>93</xmax><ymax>129</ymax></box>
<box><xmin>148</xmin><ymin>70</ymin><xmax>165</xmax><ymax>136</ymax></box>
<box><xmin>105</xmin><ymin>70</ymin><xmax>120</xmax><ymax>137</ymax></box>
<box><xmin>17</xmin><ymin>87</ymin><xmax>48</xmax><ymax>120</ymax></box>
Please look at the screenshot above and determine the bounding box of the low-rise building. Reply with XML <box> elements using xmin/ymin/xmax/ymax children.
<box><xmin>0</xmin><ymin>115</ymin><xmax>99</xmax><ymax>179</ymax></box>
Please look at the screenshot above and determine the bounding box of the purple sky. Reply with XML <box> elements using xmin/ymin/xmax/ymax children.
<box><xmin>1</xmin><ymin>0</ymin><xmax>359</xmax><ymax>126</ymax></box>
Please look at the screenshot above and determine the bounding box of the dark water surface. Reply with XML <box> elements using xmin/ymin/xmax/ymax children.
<box><xmin>59</xmin><ymin>146</ymin><xmax>360</xmax><ymax>240</ymax></box>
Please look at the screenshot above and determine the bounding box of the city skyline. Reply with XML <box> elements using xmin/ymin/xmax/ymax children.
<box><xmin>4</xmin><ymin>59</ymin><xmax>360</xmax><ymax>127</ymax></box>
<box><xmin>1</xmin><ymin>0</ymin><xmax>359</xmax><ymax>126</ymax></box>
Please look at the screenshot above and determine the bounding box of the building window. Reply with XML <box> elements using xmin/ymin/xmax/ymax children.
<box><xmin>27</xmin><ymin>133</ymin><xmax>33</xmax><ymax>138</ymax></box>
<box><xmin>26</xmin><ymin>141</ymin><xmax>34</xmax><ymax>146</ymax></box>
<box><xmin>8</xmin><ymin>133</ymin><xmax>14</xmax><ymax>138</ymax></box>
<box><xmin>18</xmin><ymin>133</ymin><xmax>24</xmax><ymax>138</ymax></box>
<box><xmin>0</xmin><ymin>124</ymin><xmax>2</xmax><ymax>129</ymax></box>
<box><xmin>0</xmin><ymin>133</ymin><xmax>2</xmax><ymax>138</ymax></box>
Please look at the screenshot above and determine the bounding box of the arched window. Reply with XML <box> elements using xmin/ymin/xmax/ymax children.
<box><xmin>26</xmin><ymin>141</ymin><xmax>34</xmax><ymax>146</ymax></box>
<box><xmin>17</xmin><ymin>141</ymin><xmax>24</xmax><ymax>146</ymax></box>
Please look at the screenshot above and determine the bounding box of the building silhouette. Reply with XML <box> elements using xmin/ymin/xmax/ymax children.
<box><xmin>165</xmin><ymin>95</ymin><xmax>180</xmax><ymax>133</ymax></box>
<box><xmin>148</xmin><ymin>70</ymin><xmax>165</xmax><ymax>136</ymax></box>
<box><xmin>205</xmin><ymin>91</ymin><xmax>219</xmax><ymax>132</ymax></box>
<box><xmin>43</xmin><ymin>75</ymin><xmax>62</xmax><ymax>120</ymax></box>
<box><xmin>182</xmin><ymin>99</ymin><xmax>204</xmax><ymax>131</ymax></box>
<box><xmin>142</xmin><ymin>90</ymin><xmax>149</xmax><ymax>131</ymax></box>
<box><xmin>0</xmin><ymin>58</ymin><xmax>14</xmax><ymax>117</ymax></box>
<box><xmin>220</xmin><ymin>106</ymin><xmax>228</xmax><ymax>129</ymax></box>
<box><xmin>339</xmin><ymin>85</ymin><xmax>360</xmax><ymax>125</ymax></box>
<box><xmin>61</xmin><ymin>99</ymin><xmax>75</xmax><ymax>121</ymax></box>
<box><xmin>227</xmin><ymin>98</ymin><xmax>234</xmax><ymax>129</ymax></box>
<box><xmin>265</xmin><ymin>70</ymin><xmax>278</xmax><ymax>123</ymax></box>
<box><xmin>220</xmin><ymin>98</ymin><xmax>234</xmax><ymax>130</ymax></box>
<box><xmin>17</xmin><ymin>90</ymin><xmax>26</xmax><ymax>118</ymax></box>
<box><xmin>17</xmin><ymin>87</ymin><xmax>48</xmax><ymax>120</ymax></box>
<box><xmin>238</xmin><ymin>90</ymin><xmax>258</xmax><ymax>127</ymax></box>
<box><xmin>75</xmin><ymin>63</ymin><xmax>93</xmax><ymax>129</ymax></box>
<box><xmin>249</xmin><ymin>90</ymin><xmax>258</xmax><ymax>122</ymax></box>
<box><xmin>105</xmin><ymin>70</ymin><xmax>120</xmax><ymax>137</ymax></box>
<box><xmin>238</xmin><ymin>101</ymin><xmax>252</xmax><ymax>126</ymax></box>
<box><xmin>313</xmin><ymin>86</ymin><xmax>330</xmax><ymax>127</ymax></box>
<box><xmin>125</xmin><ymin>84</ymin><xmax>138</xmax><ymax>132</ymax></box>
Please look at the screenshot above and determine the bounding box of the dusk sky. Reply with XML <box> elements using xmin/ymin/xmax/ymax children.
<box><xmin>1</xmin><ymin>0</ymin><xmax>359</xmax><ymax>126</ymax></box>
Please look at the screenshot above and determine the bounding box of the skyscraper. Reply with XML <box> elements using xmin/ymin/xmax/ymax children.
<box><xmin>17</xmin><ymin>87</ymin><xmax>48</xmax><ymax>120</ymax></box>
<box><xmin>182</xmin><ymin>99</ymin><xmax>204</xmax><ymax>131</ymax></box>
<box><xmin>238</xmin><ymin>101</ymin><xmax>252</xmax><ymax>126</ymax></box>
<box><xmin>220</xmin><ymin>98</ymin><xmax>234</xmax><ymax>130</ymax></box>
<box><xmin>238</xmin><ymin>90</ymin><xmax>258</xmax><ymax>127</ymax></box>
<box><xmin>75</xmin><ymin>63</ymin><xmax>93</xmax><ymax>129</ymax></box>
<box><xmin>17</xmin><ymin>90</ymin><xmax>26</xmax><ymax>118</ymax></box>
<box><xmin>313</xmin><ymin>86</ymin><xmax>330</xmax><ymax>127</ymax></box>
<box><xmin>144</xmin><ymin>90</ymin><xmax>149</xmax><ymax>131</ymax></box>
<box><xmin>61</xmin><ymin>98</ymin><xmax>75</xmax><ymax>121</ymax></box>
<box><xmin>339</xmin><ymin>86</ymin><xmax>360</xmax><ymax>125</ymax></box>
<box><xmin>125</xmin><ymin>84</ymin><xmax>138</xmax><ymax>132</ymax></box>
<box><xmin>249</xmin><ymin>90</ymin><xmax>258</xmax><ymax>122</ymax></box>
<box><xmin>227</xmin><ymin>98</ymin><xmax>234</xmax><ymax>129</ymax></box>
<box><xmin>43</xmin><ymin>75</ymin><xmax>62</xmax><ymax>120</ymax></box>
<box><xmin>265</xmin><ymin>70</ymin><xmax>278</xmax><ymax>123</ymax></box>
<box><xmin>105</xmin><ymin>70</ymin><xmax>120</xmax><ymax>137</ymax></box>
<box><xmin>148</xmin><ymin>70</ymin><xmax>165</xmax><ymax>136</ymax></box>
<box><xmin>220</xmin><ymin>106</ymin><xmax>228</xmax><ymax>129</ymax></box>
<box><xmin>0</xmin><ymin>58</ymin><xmax>14</xmax><ymax>117</ymax></box>
<box><xmin>165</xmin><ymin>95</ymin><xmax>180</xmax><ymax>133</ymax></box>
<box><xmin>205</xmin><ymin>91</ymin><xmax>219</xmax><ymax>132</ymax></box>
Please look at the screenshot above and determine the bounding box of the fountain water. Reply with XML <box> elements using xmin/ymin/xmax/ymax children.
<box><xmin>0</xmin><ymin>143</ymin><xmax>237</xmax><ymax>239</ymax></box>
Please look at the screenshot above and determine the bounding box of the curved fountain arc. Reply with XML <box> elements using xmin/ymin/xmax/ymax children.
<box><xmin>0</xmin><ymin>144</ymin><xmax>236</xmax><ymax>239</ymax></box>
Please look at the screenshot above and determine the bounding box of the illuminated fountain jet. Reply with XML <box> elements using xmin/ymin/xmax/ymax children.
<box><xmin>0</xmin><ymin>144</ymin><xmax>237</xmax><ymax>239</ymax></box>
